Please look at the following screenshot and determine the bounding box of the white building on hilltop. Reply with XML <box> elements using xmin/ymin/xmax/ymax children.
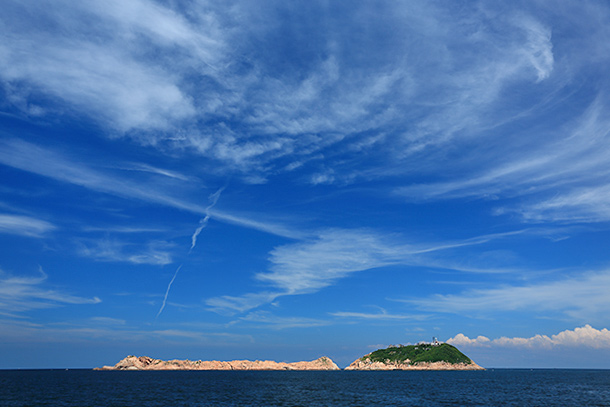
<box><xmin>414</xmin><ymin>337</ymin><xmax>443</xmax><ymax>347</ymax></box>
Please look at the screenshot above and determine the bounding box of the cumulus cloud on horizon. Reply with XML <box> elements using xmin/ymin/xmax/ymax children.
<box><xmin>447</xmin><ymin>325</ymin><xmax>610</xmax><ymax>349</ymax></box>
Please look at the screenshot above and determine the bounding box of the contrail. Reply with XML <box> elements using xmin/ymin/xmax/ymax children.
<box><xmin>156</xmin><ymin>186</ymin><xmax>226</xmax><ymax>319</ymax></box>
<box><xmin>190</xmin><ymin>222</ymin><xmax>207</xmax><ymax>252</ymax></box>
<box><xmin>189</xmin><ymin>186</ymin><xmax>225</xmax><ymax>253</ymax></box>
<box><xmin>156</xmin><ymin>264</ymin><xmax>181</xmax><ymax>320</ymax></box>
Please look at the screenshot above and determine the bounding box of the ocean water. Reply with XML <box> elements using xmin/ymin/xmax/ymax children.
<box><xmin>1</xmin><ymin>369</ymin><xmax>609</xmax><ymax>406</ymax></box>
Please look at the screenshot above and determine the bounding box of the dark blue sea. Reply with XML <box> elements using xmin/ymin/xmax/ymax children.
<box><xmin>1</xmin><ymin>369</ymin><xmax>609</xmax><ymax>406</ymax></box>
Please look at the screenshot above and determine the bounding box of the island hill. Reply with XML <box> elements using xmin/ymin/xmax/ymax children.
<box><xmin>96</xmin><ymin>340</ymin><xmax>484</xmax><ymax>371</ymax></box>
<box><xmin>345</xmin><ymin>341</ymin><xmax>484</xmax><ymax>371</ymax></box>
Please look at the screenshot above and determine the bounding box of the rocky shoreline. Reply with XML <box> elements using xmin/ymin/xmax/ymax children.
<box><xmin>96</xmin><ymin>354</ymin><xmax>485</xmax><ymax>371</ymax></box>
<box><xmin>344</xmin><ymin>359</ymin><xmax>485</xmax><ymax>371</ymax></box>
<box><xmin>95</xmin><ymin>355</ymin><xmax>340</xmax><ymax>371</ymax></box>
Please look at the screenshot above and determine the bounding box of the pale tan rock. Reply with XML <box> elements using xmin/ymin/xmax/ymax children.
<box><xmin>344</xmin><ymin>354</ymin><xmax>485</xmax><ymax>371</ymax></box>
<box><xmin>95</xmin><ymin>355</ymin><xmax>340</xmax><ymax>371</ymax></box>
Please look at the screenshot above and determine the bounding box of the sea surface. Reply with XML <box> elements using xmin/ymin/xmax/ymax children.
<box><xmin>1</xmin><ymin>369</ymin><xmax>609</xmax><ymax>406</ymax></box>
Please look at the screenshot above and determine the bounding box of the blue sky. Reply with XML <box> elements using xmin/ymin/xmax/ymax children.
<box><xmin>1</xmin><ymin>0</ymin><xmax>610</xmax><ymax>369</ymax></box>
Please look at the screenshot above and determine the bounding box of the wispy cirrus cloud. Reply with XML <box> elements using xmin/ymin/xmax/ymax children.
<box><xmin>0</xmin><ymin>138</ymin><xmax>205</xmax><ymax>213</ymax></box>
<box><xmin>117</xmin><ymin>163</ymin><xmax>193</xmax><ymax>182</ymax></box>
<box><xmin>256</xmin><ymin>229</ymin><xmax>527</xmax><ymax>294</ymax></box>
<box><xmin>448</xmin><ymin>325</ymin><xmax>610</xmax><ymax>349</ymax></box>
<box><xmin>206</xmin><ymin>228</ymin><xmax>526</xmax><ymax>314</ymax></box>
<box><xmin>0</xmin><ymin>318</ymin><xmax>253</xmax><ymax>345</ymax></box>
<box><xmin>512</xmin><ymin>14</ymin><xmax>554</xmax><ymax>82</ymax></box>
<box><xmin>408</xmin><ymin>270</ymin><xmax>610</xmax><ymax>321</ymax></box>
<box><xmin>77</xmin><ymin>238</ymin><xmax>174</xmax><ymax>266</ymax></box>
<box><xmin>235</xmin><ymin>311</ymin><xmax>329</xmax><ymax>330</ymax></box>
<box><xmin>0</xmin><ymin>267</ymin><xmax>100</xmax><ymax>317</ymax></box>
<box><xmin>206</xmin><ymin>292</ymin><xmax>282</xmax><ymax>315</ymax></box>
<box><xmin>0</xmin><ymin>138</ymin><xmax>303</xmax><ymax>239</ymax></box>
<box><xmin>150</xmin><ymin>330</ymin><xmax>253</xmax><ymax>343</ymax></box>
<box><xmin>330</xmin><ymin>307</ymin><xmax>428</xmax><ymax>321</ymax></box>
<box><xmin>255</xmin><ymin>230</ymin><xmax>403</xmax><ymax>295</ymax></box>
<box><xmin>0</xmin><ymin>213</ymin><xmax>55</xmax><ymax>237</ymax></box>
<box><xmin>0</xmin><ymin>0</ymin><xmax>221</xmax><ymax>132</ymax></box>
<box><xmin>396</xmin><ymin>94</ymin><xmax>610</xmax><ymax>224</ymax></box>
<box><xmin>89</xmin><ymin>316</ymin><xmax>126</xmax><ymax>326</ymax></box>
<box><xmin>505</xmin><ymin>184</ymin><xmax>610</xmax><ymax>224</ymax></box>
<box><xmin>82</xmin><ymin>226</ymin><xmax>169</xmax><ymax>234</ymax></box>
<box><xmin>0</xmin><ymin>0</ymin><xmax>568</xmax><ymax>183</ymax></box>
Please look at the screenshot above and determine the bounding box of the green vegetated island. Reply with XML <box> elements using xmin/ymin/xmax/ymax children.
<box><xmin>96</xmin><ymin>342</ymin><xmax>484</xmax><ymax>371</ymax></box>
<box><xmin>345</xmin><ymin>342</ymin><xmax>484</xmax><ymax>370</ymax></box>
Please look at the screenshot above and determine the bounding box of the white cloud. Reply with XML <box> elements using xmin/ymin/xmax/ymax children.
<box><xmin>410</xmin><ymin>270</ymin><xmax>610</xmax><ymax>321</ymax></box>
<box><xmin>257</xmin><ymin>229</ymin><xmax>527</xmax><ymax>294</ymax></box>
<box><xmin>310</xmin><ymin>171</ymin><xmax>335</xmax><ymax>186</ymax></box>
<box><xmin>0</xmin><ymin>139</ymin><xmax>303</xmax><ymax>239</ymax></box>
<box><xmin>330</xmin><ymin>307</ymin><xmax>427</xmax><ymax>321</ymax></box>
<box><xmin>0</xmin><ymin>267</ymin><xmax>100</xmax><ymax>317</ymax></box>
<box><xmin>89</xmin><ymin>317</ymin><xmax>126</xmax><ymax>326</ymax></box>
<box><xmin>448</xmin><ymin>325</ymin><xmax>610</xmax><ymax>349</ymax></box>
<box><xmin>384</xmin><ymin>10</ymin><xmax>556</xmax><ymax>161</ymax></box>
<box><xmin>236</xmin><ymin>311</ymin><xmax>329</xmax><ymax>329</ymax></box>
<box><xmin>150</xmin><ymin>330</ymin><xmax>253</xmax><ymax>343</ymax></box>
<box><xmin>256</xmin><ymin>230</ymin><xmax>402</xmax><ymax>294</ymax></box>
<box><xmin>0</xmin><ymin>317</ymin><xmax>253</xmax><ymax>344</ymax></box>
<box><xmin>209</xmin><ymin>210</ymin><xmax>309</xmax><ymax>240</ymax></box>
<box><xmin>448</xmin><ymin>333</ymin><xmax>491</xmax><ymax>347</ymax></box>
<box><xmin>0</xmin><ymin>139</ymin><xmax>204</xmax><ymax>213</ymax></box>
<box><xmin>82</xmin><ymin>0</ymin><xmax>223</xmax><ymax>60</ymax></box>
<box><xmin>206</xmin><ymin>292</ymin><xmax>282</xmax><ymax>315</ymax></box>
<box><xmin>0</xmin><ymin>0</ymin><xmax>223</xmax><ymax>132</ymax></box>
<box><xmin>507</xmin><ymin>184</ymin><xmax>610</xmax><ymax>224</ymax></box>
<box><xmin>1</xmin><ymin>34</ymin><xmax>195</xmax><ymax>133</ymax></box>
<box><xmin>0</xmin><ymin>1</ymin><xmax>568</xmax><ymax>182</ymax></box>
<box><xmin>396</xmin><ymin>95</ymin><xmax>610</xmax><ymax>224</ymax></box>
<box><xmin>120</xmin><ymin>163</ymin><xmax>192</xmax><ymax>182</ymax></box>
<box><xmin>206</xmin><ymin>228</ymin><xmax>525</xmax><ymax>314</ymax></box>
<box><xmin>512</xmin><ymin>14</ymin><xmax>554</xmax><ymax>81</ymax></box>
<box><xmin>0</xmin><ymin>214</ymin><xmax>55</xmax><ymax>237</ymax></box>
<box><xmin>82</xmin><ymin>226</ymin><xmax>169</xmax><ymax>234</ymax></box>
<box><xmin>78</xmin><ymin>239</ymin><xmax>173</xmax><ymax>266</ymax></box>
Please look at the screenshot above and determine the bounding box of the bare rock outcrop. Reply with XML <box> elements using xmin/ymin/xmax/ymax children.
<box><xmin>344</xmin><ymin>356</ymin><xmax>484</xmax><ymax>371</ymax></box>
<box><xmin>95</xmin><ymin>355</ymin><xmax>340</xmax><ymax>371</ymax></box>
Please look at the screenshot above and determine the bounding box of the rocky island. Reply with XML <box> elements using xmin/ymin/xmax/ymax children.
<box><xmin>345</xmin><ymin>342</ymin><xmax>484</xmax><ymax>370</ymax></box>
<box><xmin>95</xmin><ymin>355</ymin><xmax>340</xmax><ymax>371</ymax></box>
<box><xmin>95</xmin><ymin>341</ymin><xmax>482</xmax><ymax>371</ymax></box>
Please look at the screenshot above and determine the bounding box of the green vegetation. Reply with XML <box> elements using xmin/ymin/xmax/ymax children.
<box><xmin>365</xmin><ymin>343</ymin><xmax>472</xmax><ymax>365</ymax></box>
